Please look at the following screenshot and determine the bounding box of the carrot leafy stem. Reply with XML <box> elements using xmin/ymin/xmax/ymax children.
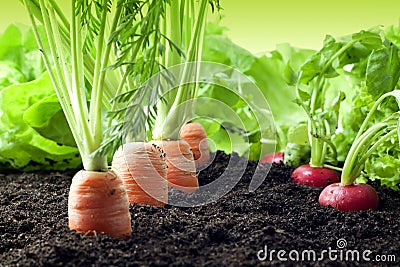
<box><xmin>23</xmin><ymin>0</ymin><xmax>169</xmax><ymax>170</ymax></box>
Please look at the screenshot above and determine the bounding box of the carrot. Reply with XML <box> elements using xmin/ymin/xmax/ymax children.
<box><xmin>24</xmin><ymin>0</ymin><xmax>162</xmax><ymax>239</ymax></box>
<box><xmin>153</xmin><ymin>139</ymin><xmax>199</xmax><ymax>193</ymax></box>
<box><xmin>112</xmin><ymin>142</ymin><xmax>168</xmax><ymax>206</ymax></box>
<box><xmin>180</xmin><ymin>122</ymin><xmax>210</xmax><ymax>168</ymax></box>
<box><xmin>68</xmin><ymin>170</ymin><xmax>132</xmax><ymax>238</ymax></box>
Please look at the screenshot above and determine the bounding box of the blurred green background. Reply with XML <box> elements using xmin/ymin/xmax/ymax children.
<box><xmin>1</xmin><ymin>0</ymin><xmax>400</xmax><ymax>53</ymax></box>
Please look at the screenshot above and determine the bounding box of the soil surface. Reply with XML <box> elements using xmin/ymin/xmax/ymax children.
<box><xmin>0</xmin><ymin>151</ymin><xmax>399</xmax><ymax>266</ymax></box>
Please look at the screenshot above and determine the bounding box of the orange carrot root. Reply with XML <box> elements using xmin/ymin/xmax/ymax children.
<box><xmin>153</xmin><ymin>139</ymin><xmax>199</xmax><ymax>193</ymax></box>
<box><xmin>180</xmin><ymin>122</ymin><xmax>210</xmax><ymax>168</ymax></box>
<box><xmin>112</xmin><ymin>142</ymin><xmax>168</xmax><ymax>206</ymax></box>
<box><xmin>68</xmin><ymin>170</ymin><xmax>132</xmax><ymax>238</ymax></box>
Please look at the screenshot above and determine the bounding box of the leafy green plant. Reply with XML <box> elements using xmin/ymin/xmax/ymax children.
<box><xmin>148</xmin><ymin>0</ymin><xmax>220</xmax><ymax>141</ymax></box>
<box><xmin>200</xmin><ymin>21</ymin><xmax>314</xmax><ymax>160</ymax></box>
<box><xmin>22</xmin><ymin>0</ymin><xmax>175</xmax><ymax>238</ymax></box>
<box><xmin>23</xmin><ymin>0</ymin><xmax>170</xmax><ymax>170</ymax></box>
<box><xmin>335</xmin><ymin>25</ymin><xmax>400</xmax><ymax>189</ymax></box>
<box><xmin>286</xmin><ymin>28</ymin><xmax>400</xmax><ymax>187</ymax></box>
<box><xmin>0</xmin><ymin>24</ymin><xmax>47</xmax><ymax>87</ymax></box>
<box><xmin>0</xmin><ymin>23</ymin><xmax>80</xmax><ymax>171</ymax></box>
<box><xmin>319</xmin><ymin>90</ymin><xmax>400</xmax><ymax>211</ymax></box>
<box><xmin>112</xmin><ymin>0</ymin><xmax>222</xmax><ymax>194</ymax></box>
<box><xmin>0</xmin><ymin>72</ymin><xmax>80</xmax><ymax>170</ymax></box>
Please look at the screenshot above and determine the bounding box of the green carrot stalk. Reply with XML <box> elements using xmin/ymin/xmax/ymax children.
<box><xmin>23</xmin><ymin>0</ymin><xmax>168</xmax><ymax>170</ymax></box>
<box><xmin>152</xmin><ymin>0</ymin><xmax>219</xmax><ymax>141</ymax></box>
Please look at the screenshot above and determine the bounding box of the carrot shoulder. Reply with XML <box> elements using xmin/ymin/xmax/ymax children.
<box><xmin>153</xmin><ymin>139</ymin><xmax>199</xmax><ymax>193</ymax></box>
<box><xmin>180</xmin><ymin>122</ymin><xmax>210</xmax><ymax>168</ymax></box>
<box><xmin>68</xmin><ymin>170</ymin><xmax>132</xmax><ymax>238</ymax></box>
<box><xmin>112</xmin><ymin>142</ymin><xmax>168</xmax><ymax>206</ymax></box>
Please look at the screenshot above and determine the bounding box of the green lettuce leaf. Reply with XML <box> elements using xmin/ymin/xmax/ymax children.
<box><xmin>0</xmin><ymin>24</ymin><xmax>46</xmax><ymax>82</ymax></box>
<box><xmin>0</xmin><ymin>72</ymin><xmax>81</xmax><ymax>171</ymax></box>
<box><xmin>0</xmin><ymin>61</ymin><xmax>26</xmax><ymax>90</ymax></box>
<box><xmin>23</xmin><ymin>94</ymin><xmax>76</xmax><ymax>147</ymax></box>
<box><xmin>363</xmin><ymin>152</ymin><xmax>400</xmax><ymax>190</ymax></box>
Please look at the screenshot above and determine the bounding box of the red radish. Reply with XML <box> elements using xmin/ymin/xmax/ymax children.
<box><xmin>319</xmin><ymin>183</ymin><xmax>379</xmax><ymax>212</ymax></box>
<box><xmin>68</xmin><ymin>170</ymin><xmax>132</xmax><ymax>238</ymax></box>
<box><xmin>153</xmin><ymin>139</ymin><xmax>199</xmax><ymax>193</ymax></box>
<box><xmin>112</xmin><ymin>142</ymin><xmax>168</xmax><ymax>206</ymax></box>
<box><xmin>260</xmin><ymin>151</ymin><xmax>284</xmax><ymax>164</ymax></box>
<box><xmin>316</xmin><ymin>92</ymin><xmax>400</xmax><ymax>212</ymax></box>
<box><xmin>291</xmin><ymin>164</ymin><xmax>339</xmax><ymax>187</ymax></box>
<box><xmin>180</xmin><ymin>122</ymin><xmax>210</xmax><ymax>168</ymax></box>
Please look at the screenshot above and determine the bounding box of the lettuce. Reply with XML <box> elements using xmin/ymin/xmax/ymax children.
<box><xmin>23</xmin><ymin>94</ymin><xmax>76</xmax><ymax>147</ymax></box>
<box><xmin>0</xmin><ymin>72</ymin><xmax>81</xmax><ymax>171</ymax></box>
<box><xmin>0</xmin><ymin>24</ymin><xmax>81</xmax><ymax>171</ymax></box>
<box><xmin>201</xmin><ymin>21</ymin><xmax>314</xmax><ymax>159</ymax></box>
<box><xmin>0</xmin><ymin>62</ymin><xmax>26</xmax><ymax>90</ymax></box>
<box><xmin>0</xmin><ymin>24</ymin><xmax>46</xmax><ymax>84</ymax></box>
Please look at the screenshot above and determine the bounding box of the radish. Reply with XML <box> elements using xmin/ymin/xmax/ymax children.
<box><xmin>319</xmin><ymin>183</ymin><xmax>378</xmax><ymax>212</ymax></box>
<box><xmin>260</xmin><ymin>151</ymin><xmax>284</xmax><ymax>164</ymax></box>
<box><xmin>291</xmin><ymin>164</ymin><xmax>339</xmax><ymax>187</ymax></box>
<box><xmin>289</xmin><ymin>85</ymin><xmax>343</xmax><ymax>187</ymax></box>
<box><xmin>318</xmin><ymin>91</ymin><xmax>400</xmax><ymax>212</ymax></box>
<box><xmin>288</xmin><ymin>35</ymin><xmax>359</xmax><ymax>187</ymax></box>
<box><xmin>288</xmin><ymin>30</ymin><xmax>399</xmax><ymax>188</ymax></box>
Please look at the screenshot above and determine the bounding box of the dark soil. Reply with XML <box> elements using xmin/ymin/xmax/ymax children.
<box><xmin>1</xmin><ymin>151</ymin><xmax>399</xmax><ymax>266</ymax></box>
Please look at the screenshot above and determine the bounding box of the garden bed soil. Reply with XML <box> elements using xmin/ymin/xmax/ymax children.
<box><xmin>0</xmin><ymin>151</ymin><xmax>399</xmax><ymax>266</ymax></box>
